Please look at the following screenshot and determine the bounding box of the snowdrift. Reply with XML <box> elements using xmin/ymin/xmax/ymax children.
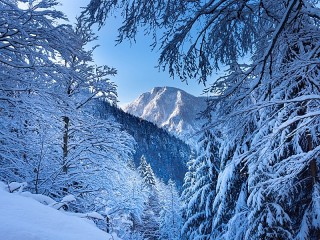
<box><xmin>0</xmin><ymin>183</ymin><xmax>120</xmax><ymax>240</ymax></box>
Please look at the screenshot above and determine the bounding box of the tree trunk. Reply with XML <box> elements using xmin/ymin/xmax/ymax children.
<box><xmin>62</xmin><ymin>116</ymin><xmax>69</xmax><ymax>174</ymax></box>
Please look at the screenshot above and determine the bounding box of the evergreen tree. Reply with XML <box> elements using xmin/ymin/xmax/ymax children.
<box><xmin>180</xmin><ymin>151</ymin><xmax>196</xmax><ymax>225</ymax></box>
<box><xmin>181</xmin><ymin>129</ymin><xmax>220</xmax><ymax>239</ymax></box>
<box><xmin>137</xmin><ymin>155</ymin><xmax>160</xmax><ymax>239</ymax></box>
<box><xmin>138</xmin><ymin>155</ymin><xmax>148</xmax><ymax>182</ymax></box>
<box><xmin>145</xmin><ymin>164</ymin><xmax>157</xmax><ymax>187</ymax></box>
<box><xmin>159</xmin><ymin>179</ymin><xmax>182</xmax><ymax>240</ymax></box>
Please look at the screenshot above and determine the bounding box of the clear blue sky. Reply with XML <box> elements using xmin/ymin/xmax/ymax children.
<box><xmin>57</xmin><ymin>0</ymin><xmax>210</xmax><ymax>106</ymax></box>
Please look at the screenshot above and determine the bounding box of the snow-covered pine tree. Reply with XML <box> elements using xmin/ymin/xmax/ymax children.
<box><xmin>145</xmin><ymin>164</ymin><xmax>157</xmax><ymax>187</ymax></box>
<box><xmin>180</xmin><ymin>151</ymin><xmax>196</xmax><ymax>225</ymax></box>
<box><xmin>137</xmin><ymin>155</ymin><xmax>161</xmax><ymax>239</ymax></box>
<box><xmin>245</xmin><ymin>8</ymin><xmax>320</xmax><ymax>238</ymax></box>
<box><xmin>138</xmin><ymin>155</ymin><xmax>148</xmax><ymax>181</ymax></box>
<box><xmin>206</xmin><ymin>76</ymin><xmax>257</xmax><ymax>239</ymax></box>
<box><xmin>181</xmin><ymin>129</ymin><xmax>221</xmax><ymax>239</ymax></box>
<box><xmin>158</xmin><ymin>179</ymin><xmax>182</xmax><ymax>240</ymax></box>
<box><xmin>138</xmin><ymin>155</ymin><xmax>157</xmax><ymax>188</ymax></box>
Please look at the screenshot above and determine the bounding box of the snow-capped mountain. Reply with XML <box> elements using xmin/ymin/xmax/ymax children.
<box><xmin>123</xmin><ymin>86</ymin><xmax>207</xmax><ymax>143</ymax></box>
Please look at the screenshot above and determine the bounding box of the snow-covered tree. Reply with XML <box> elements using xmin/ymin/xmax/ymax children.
<box><xmin>136</xmin><ymin>155</ymin><xmax>161</xmax><ymax>239</ymax></box>
<box><xmin>181</xmin><ymin>129</ymin><xmax>221</xmax><ymax>239</ymax></box>
<box><xmin>100</xmin><ymin>164</ymin><xmax>147</xmax><ymax>240</ymax></box>
<box><xmin>180</xmin><ymin>151</ymin><xmax>196</xmax><ymax>222</ymax></box>
<box><xmin>158</xmin><ymin>179</ymin><xmax>182</xmax><ymax>240</ymax></box>
<box><xmin>49</xmin><ymin>21</ymin><xmax>134</xmax><ymax>209</ymax></box>
<box><xmin>137</xmin><ymin>155</ymin><xmax>149</xmax><ymax>183</ymax></box>
<box><xmin>0</xmin><ymin>0</ymin><xmax>79</xmax><ymax>192</ymax></box>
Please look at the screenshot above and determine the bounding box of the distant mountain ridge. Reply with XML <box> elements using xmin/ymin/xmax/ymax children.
<box><xmin>123</xmin><ymin>86</ymin><xmax>207</xmax><ymax>143</ymax></box>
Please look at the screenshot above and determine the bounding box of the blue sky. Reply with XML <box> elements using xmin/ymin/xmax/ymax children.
<box><xmin>57</xmin><ymin>0</ymin><xmax>210</xmax><ymax>106</ymax></box>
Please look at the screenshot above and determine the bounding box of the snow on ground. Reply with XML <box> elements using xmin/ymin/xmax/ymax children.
<box><xmin>0</xmin><ymin>186</ymin><xmax>120</xmax><ymax>240</ymax></box>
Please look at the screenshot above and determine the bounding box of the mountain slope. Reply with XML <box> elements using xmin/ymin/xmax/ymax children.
<box><xmin>96</xmin><ymin>101</ymin><xmax>191</xmax><ymax>187</ymax></box>
<box><xmin>123</xmin><ymin>87</ymin><xmax>207</xmax><ymax>143</ymax></box>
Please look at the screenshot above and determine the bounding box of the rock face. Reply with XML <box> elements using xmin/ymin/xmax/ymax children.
<box><xmin>123</xmin><ymin>86</ymin><xmax>207</xmax><ymax>143</ymax></box>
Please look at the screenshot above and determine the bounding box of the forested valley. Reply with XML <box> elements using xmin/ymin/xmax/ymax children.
<box><xmin>1</xmin><ymin>0</ymin><xmax>320</xmax><ymax>239</ymax></box>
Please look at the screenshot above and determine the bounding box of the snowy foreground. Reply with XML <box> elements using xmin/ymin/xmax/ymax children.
<box><xmin>0</xmin><ymin>183</ymin><xmax>120</xmax><ymax>240</ymax></box>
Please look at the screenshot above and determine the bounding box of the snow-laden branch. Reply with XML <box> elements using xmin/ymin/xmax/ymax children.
<box><xmin>274</xmin><ymin>111</ymin><xmax>320</xmax><ymax>133</ymax></box>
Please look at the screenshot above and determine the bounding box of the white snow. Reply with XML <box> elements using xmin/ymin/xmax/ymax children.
<box><xmin>62</xmin><ymin>194</ymin><xmax>76</xmax><ymax>203</ymax></box>
<box><xmin>66</xmin><ymin>212</ymin><xmax>104</xmax><ymax>220</ymax></box>
<box><xmin>20</xmin><ymin>191</ymin><xmax>56</xmax><ymax>206</ymax></box>
<box><xmin>7</xmin><ymin>182</ymin><xmax>28</xmax><ymax>193</ymax></box>
<box><xmin>0</xmin><ymin>187</ymin><xmax>120</xmax><ymax>240</ymax></box>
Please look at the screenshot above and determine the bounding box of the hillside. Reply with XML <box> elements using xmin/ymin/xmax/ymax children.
<box><xmin>96</xmin><ymin>101</ymin><xmax>191</xmax><ymax>187</ymax></box>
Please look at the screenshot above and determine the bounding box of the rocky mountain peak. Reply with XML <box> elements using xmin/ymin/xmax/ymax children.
<box><xmin>123</xmin><ymin>86</ymin><xmax>207</xmax><ymax>144</ymax></box>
